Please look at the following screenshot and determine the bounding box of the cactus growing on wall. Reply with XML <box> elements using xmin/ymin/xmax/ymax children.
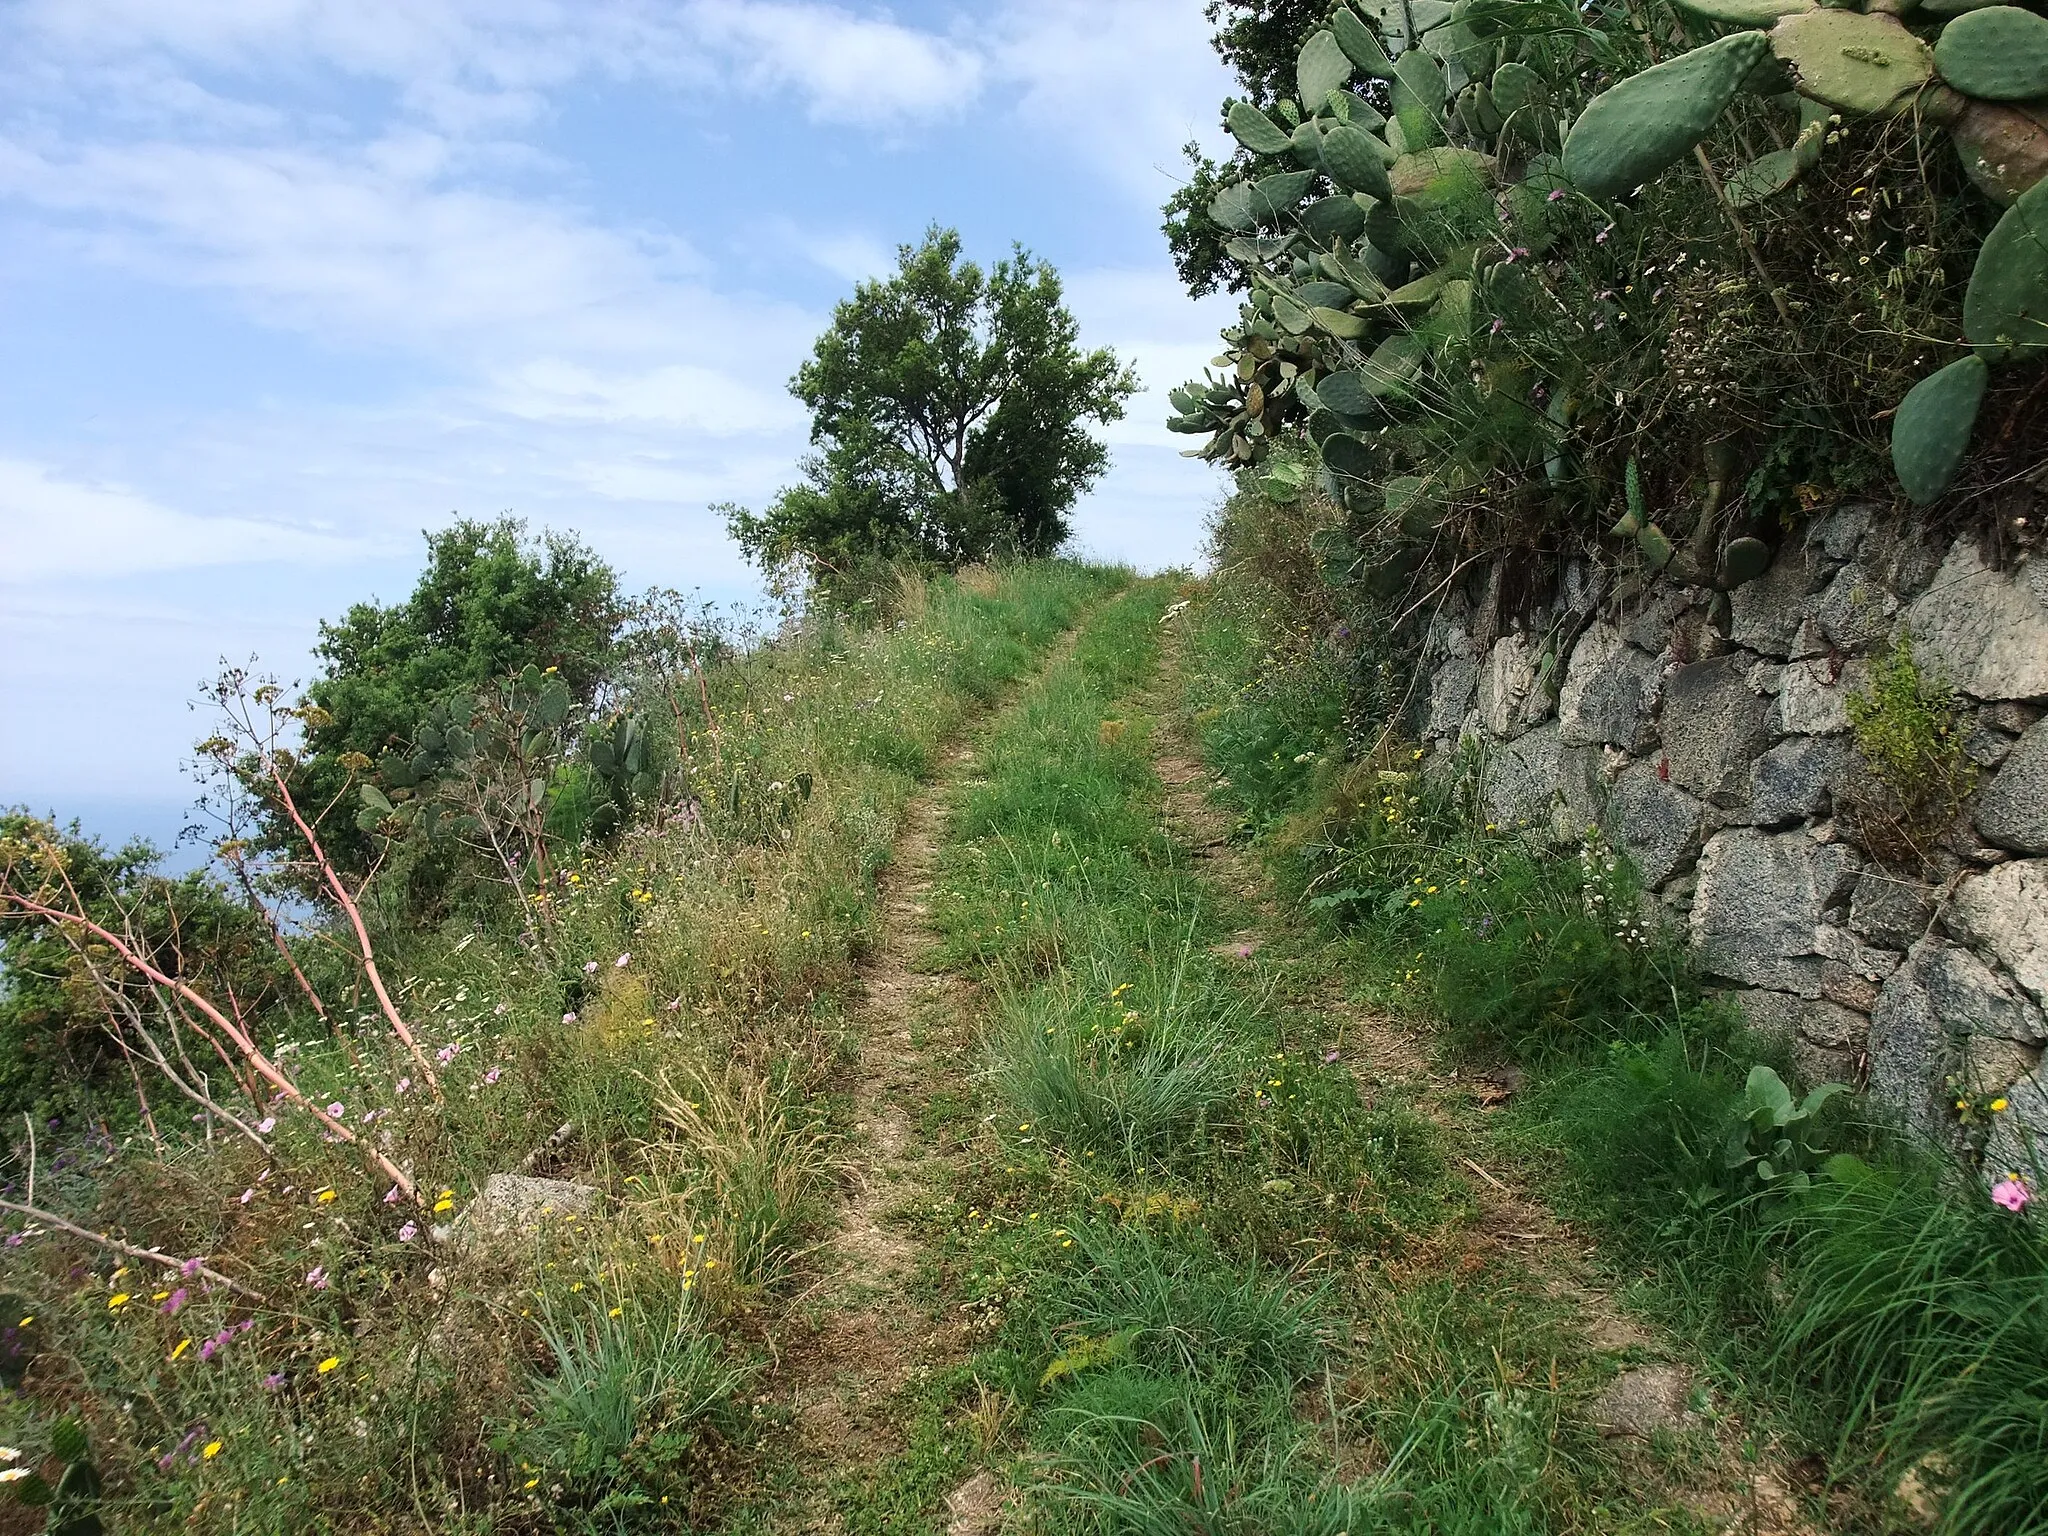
<box><xmin>1172</xmin><ymin>0</ymin><xmax>2047</xmax><ymax>584</ymax></box>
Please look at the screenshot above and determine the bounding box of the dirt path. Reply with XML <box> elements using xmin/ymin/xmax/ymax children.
<box><xmin>763</xmin><ymin>629</ymin><xmax>1089</xmax><ymax>1534</ymax></box>
<box><xmin>1145</xmin><ymin>633</ymin><xmax>1817</xmax><ymax>1536</ymax></box>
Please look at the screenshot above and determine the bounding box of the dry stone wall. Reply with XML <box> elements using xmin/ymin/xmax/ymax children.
<box><xmin>1413</xmin><ymin>509</ymin><xmax>2048</xmax><ymax>1163</ymax></box>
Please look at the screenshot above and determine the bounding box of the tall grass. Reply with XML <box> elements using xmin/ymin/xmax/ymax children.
<box><xmin>1185</xmin><ymin>566</ymin><xmax>2048</xmax><ymax>1534</ymax></box>
<box><xmin>0</xmin><ymin>560</ymin><xmax>1121</xmax><ymax>1531</ymax></box>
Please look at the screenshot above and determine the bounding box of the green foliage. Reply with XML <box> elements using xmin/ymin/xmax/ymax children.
<box><xmin>1893</xmin><ymin>354</ymin><xmax>1991</xmax><ymax>503</ymax></box>
<box><xmin>1844</xmin><ymin>629</ymin><xmax>1977</xmax><ymax>870</ymax></box>
<box><xmin>293</xmin><ymin>517</ymin><xmax>623</xmax><ymax>878</ymax></box>
<box><xmin>726</xmin><ymin>227</ymin><xmax>1137</xmax><ymax>574</ymax></box>
<box><xmin>1724</xmin><ymin>1065</ymin><xmax>1848</xmax><ymax>1193</ymax></box>
<box><xmin>519</xmin><ymin>1290</ymin><xmax>745</xmax><ymax>1524</ymax></box>
<box><xmin>1168</xmin><ymin>0</ymin><xmax>2046</xmax><ymax>625</ymax></box>
<box><xmin>0</xmin><ymin>813</ymin><xmax>275</xmax><ymax>1122</ymax></box>
<box><xmin>5</xmin><ymin>1416</ymin><xmax>104</xmax><ymax>1536</ymax></box>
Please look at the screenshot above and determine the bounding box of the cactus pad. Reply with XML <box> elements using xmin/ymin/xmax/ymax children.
<box><xmin>1301</xmin><ymin>195</ymin><xmax>1370</xmax><ymax>244</ymax></box>
<box><xmin>1389</xmin><ymin>146</ymin><xmax>1496</xmax><ymax>198</ymax></box>
<box><xmin>1322</xmin><ymin>123</ymin><xmax>1397</xmax><ymax>200</ymax></box>
<box><xmin>1563</xmin><ymin>32</ymin><xmax>1773</xmax><ymax>197</ymax></box>
<box><xmin>1674</xmin><ymin>0</ymin><xmax>1812</xmax><ymax>21</ymax></box>
<box><xmin>1964</xmin><ymin>173</ymin><xmax>2048</xmax><ymax>358</ymax></box>
<box><xmin>1890</xmin><ymin>355</ymin><xmax>1989</xmax><ymax>504</ymax></box>
<box><xmin>1769</xmin><ymin>10</ymin><xmax>1933</xmax><ymax>116</ymax></box>
<box><xmin>1720</xmin><ymin>537</ymin><xmax>1773</xmax><ymax>589</ymax></box>
<box><xmin>1248</xmin><ymin>170</ymin><xmax>1318</xmax><ymax>223</ymax></box>
<box><xmin>1299</xmin><ymin>29</ymin><xmax>1356</xmax><ymax>110</ymax></box>
<box><xmin>1228</xmin><ymin>101</ymin><xmax>1295</xmax><ymax>156</ymax></box>
<box><xmin>1332</xmin><ymin>7</ymin><xmax>1396</xmax><ymax>79</ymax></box>
<box><xmin>1933</xmin><ymin>7</ymin><xmax>2048</xmax><ymax>102</ymax></box>
<box><xmin>1393</xmin><ymin>49</ymin><xmax>1450</xmax><ymax>148</ymax></box>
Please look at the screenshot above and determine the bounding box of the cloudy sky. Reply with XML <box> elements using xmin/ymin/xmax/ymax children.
<box><xmin>0</xmin><ymin>0</ymin><xmax>1238</xmax><ymax>850</ymax></box>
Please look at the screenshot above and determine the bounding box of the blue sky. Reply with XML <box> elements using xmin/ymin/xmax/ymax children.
<box><xmin>0</xmin><ymin>0</ymin><xmax>1238</xmax><ymax>852</ymax></box>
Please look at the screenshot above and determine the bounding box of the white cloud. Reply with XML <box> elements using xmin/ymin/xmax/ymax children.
<box><xmin>993</xmin><ymin>0</ymin><xmax>1231</xmax><ymax>199</ymax></box>
<box><xmin>488</xmin><ymin>360</ymin><xmax>806</xmax><ymax>435</ymax></box>
<box><xmin>0</xmin><ymin>458</ymin><xmax>370</xmax><ymax>581</ymax></box>
<box><xmin>687</xmin><ymin>1</ymin><xmax>984</xmax><ymax>125</ymax></box>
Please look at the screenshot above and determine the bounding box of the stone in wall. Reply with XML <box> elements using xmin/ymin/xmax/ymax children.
<box><xmin>1660</xmin><ymin>657</ymin><xmax>1772</xmax><ymax>807</ymax></box>
<box><xmin>1558</xmin><ymin>622</ymin><xmax>1661</xmax><ymax>753</ymax></box>
<box><xmin>1729</xmin><ymin>548</ymin><xmax>1824</xmax><ymax>659</ymax></box>
<box><xmin>1606</xmin><ymin>762</ymin><xmax>1704</xmax><ymax>888</ymax></box>
<box><xmin>1691</xmin><ymin>828</ymin><xmax>1859</xmax><ymax>995</ymax></box>
<box><xmin>1480</xmin><ymin>722</ymin><xmax>1562</xmax><ymax>830</ymax></box>
<box><xmin>1985</xmin><ymin>1065</ymin><xmax>2048</xmax><ymax>1182</ymax></box>
<box><xmin>1848</xmin><ymin>870</ymin><xmax>1935</xmax><ymax>949</ymax></box>
<box><xmin>1813</xmin><ymin>562</ymin><xmax>1899</xmax><ymax>653</ymax></box>
<box><xmin>1477</xmin><ymin>634</ymin><xmax>1546</xmax><ymax>738</ymax></box>
<box><xmin>1868</xmin><ymin>938</ymin><xmax>2048</xmax><ymax>1133</ymax></box>
<box><xmin>1975</xmin><ymin>719</ymin><xmax>2048</xmax><ymax>855</ymax></box>
<box><xmin>1749</xmin><ymin>735</ymin><xmax>1852</xmax><ymax>829</ymax></box>
<box><xmin>1427</xmin><ymin>650</ymin><xmax>1478</xmax><ymax>739</ymax></box>
<box><xmin>1944</xmin><ymin>859</ymin><xmax>2048</xmax><ymax>1008</ymax></box>
<box><xmin>1904</xmin><ymin>539</ymin><xmax>2048</xmax><ymax>702</ymax></box>
<box><xmin>1735</xmin><ymin>990</ymin><xmax>1866</xmax><ymax>1086</ymax></box>
<box><xmin>1775</xmin><ymin>658</ymin><xmax>1870</xmax><ymax>736</ymax></box>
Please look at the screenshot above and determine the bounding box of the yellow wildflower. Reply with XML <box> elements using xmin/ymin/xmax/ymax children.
<box><xmin>202</xmin><ymin>1441</ymin><xmax>222</xmax><ymax>1459</ymax></box>
<box><xmin>317</xmin><ymin>1356</ymin><xmax>340</xmax><ymax>1374</ymax></box>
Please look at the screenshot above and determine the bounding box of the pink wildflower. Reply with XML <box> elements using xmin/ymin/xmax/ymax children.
<box><xmin>484</xmin><ymin>1067</ymin><xmax>502</xmax><ymax>1085</ymax></box>
<box><xmin>240</xmin><ymin>1188</ymin><xmax>255</xmax><ymax>1205</ymax></box>
<box><xmin>325</xmin><ymin>1101</ymin><xmax>344</xmax><ymax>1118</ymax></box>
<box><xmin>398</xmin><ymin>1221</ymin><xmax>419</xmax><ymax>1242</ymax></box>
<box><xmin>306</xmin><ymin>1266</ymin><xmax>328</xmax><ymax>1290</ymax></box>
<box><xmin>562</xmin><ymin>1012</ymin><xmax>578</xmax><ymax>1024</ymax></box>
<box><xmin>1992</xmin><ymin>1176</ymin><xmax>2033</xmax><ymax>1213</ymax></box>
<box><xmin>582</xmin><ymin>960</ymin><xmax>599</xmax><ymax>975</ymax></box>
<box><xmin>436</xmin><ymin>1042</ymin><xmax>459</xmax><ymax>1065</ymax></box>
<box><xmin>256</xmin><ymin>1116</ymin><xmax>276</xmax><ymax>1134</ymax></box>
<box><xmin>161</xmin><ymin>1288</ymin><xmax>187</xmax><ymax>1315</ymax></box>
<box><xmin>614</xmin><ymin>952</ymin><xmax>631</xmax><ymax>968</ymax></box>
<box><xmin>384</xmin><ymin>1186</ymin><xmax>401</xmax><ymax>1205</ymax></box>
<box><xmin>396</xmin><ymin>1077</ymin><xmax>411</xmax><ymax>1096</ymax></box>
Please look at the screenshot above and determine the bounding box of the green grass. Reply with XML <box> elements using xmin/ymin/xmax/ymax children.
<box><xmin>0</xmin><ymin>559</ymin><xmax>1123</xmax><ymax>1534</ymax></box>
<box><xmin>1182</xmin><ymin>570</ymin><xmax>2048</xmax><ymax>1535</ymax></box>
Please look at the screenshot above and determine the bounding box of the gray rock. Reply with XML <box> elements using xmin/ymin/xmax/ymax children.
<box><xmin>1427</xmin><ymin>654</ymin><xmax>1479</xmax><ymax>738</ymax></box>
<box><xmin>1556</xmin><ymin>743</ymin><xmax>1613</xmax><ymax>839</ymax></box>
<box><xmin>1562</xmin><ymin>558</ymin><xmax>1604</xmax><ymax>617</ymax></box>
<box><xmin>1813</xmin><ymin>562</ymin><xmax>1899</xmax><ymax>653</ymax></box>
<box><xmin>1816</xmin><ymin>502</ymin><xmax>1876</xmax><ymax>562</ymax></box>
<box><xmin>1736</xmin><ymin>989</ymin><xmax>1867</xmax><ymax>1086</ymax></box>
<box><xmin>1776</xmin><ymin>658</ymin><xmax>1870</xmax><ymax>736</ymax></box>
<box><xmin>1729</xmin><ymin>552</ymin><xmax>1820</xmax><ymax>659</ymax></box>
<box><xmin>456</xmin><ymin>1173</ymin><xmax>599</xmax><ymax>1248</ymax></box>
<box><xmin>1904</xmin><ymin>540</ymin><xmax>2048</xmax><ymax>702</ymax></box>
<box><xmin>1812</xmin><ymin>922</ymin><xmax>1902</xmax><ymax>984</ymax></box>
<box><xmin>1749</xmin><ymin>735</ymin><xmax>1852</xmax><ymax>828</ymax></box>
<box><xmin>1478</xmin><ymin>634</ymin><xmax>1541</xmax><ymax>738</ymax></box>
<box><xmin>1590</xmin><ymin>1365</ymin><xmax>1699</xmax><ymax>1438</ymax></box>
<box><xmin>1964</xmin><ymin>726</ymin><xmax>2017</xmax><ymax>769</ymax></box>
<box><xmin>1975</xmin><ymin>720</ymin><xmax>2048</xmax><ymax>855</ymax></box>
<box><xmin>1661</xmin><ymin>656</ymin><xmax>1773</xmax><ymax>807</ymax></box>
<box><xmin>1983</xmin><ymin>702</ymin><xmax>2045</xmax><ymax>735</ymax></box>
<box><xmin>1621</xmin><ymin>587</ymin><xmax>1697</xmax><ymax>654</ymax></box>
<box><xmin>1559</xmin><ymin>623</ymin><xmax>1662</xmax><ymax>752</ymax></box>
<box><xmin>1607</xmin><ymin>763</ymin><xmax>1705</xmax><ymax>887</ymax></box>
<box><xmin>1869</xmin><ymin>939</ymin><xmax>2048</xmax><ymax>1132</ymax></box>
<box><xmin>1821</xmin><ymin>960</ymin><xmax>1883</xmax><ymax>1013</ymax></box>
<box><xmin>1945</xmin><ymin>860</ymin><xmax>2048</xmax><ymax>1007</ymax></box>
<box><xmin>1691</xmin><ymin>829</ymin><xmax>1861</xmax><ymax>995</ymax></box>
<box><xmin>1481</xmin><ymin>722</ymin><xmax>1563</xmax><ymax>830</ymax></box>
<box><xmin>1985</xmin><ymin>1066</ymin><xmax>2048</xmax><ymax>1182</ymax></box>
<box><xmin>1849</xmin><ymin>871</ymin><xmax>1935</xmax><ymax>949</ymax></box>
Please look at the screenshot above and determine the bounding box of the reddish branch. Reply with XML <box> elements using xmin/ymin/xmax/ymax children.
<box><xmin>265</xmin><ymin>763</ymin><xmax>441</xmax><ymax>1097</ymax></box>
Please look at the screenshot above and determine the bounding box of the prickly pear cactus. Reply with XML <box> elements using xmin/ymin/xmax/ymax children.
<box><xmin>1562</xmin><ymin>32</ymin><xmax>1773</xmax><ymax>197</ymax></box>
<box><xmin>1891</xmin><ymin>355</ymin><xmax>1990</xmax><ymax>503</ymax></box>
<box><xmin>1932</xmin><ymin>6</ymin><xmax>2048</xmax><ymax>101</ymax></box>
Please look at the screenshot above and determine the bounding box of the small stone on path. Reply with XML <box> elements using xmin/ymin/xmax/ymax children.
<box><xmin>1590</xmin><ymin>1364</ymin><xmax>1700</xmax><ymax>1438</ymax></box>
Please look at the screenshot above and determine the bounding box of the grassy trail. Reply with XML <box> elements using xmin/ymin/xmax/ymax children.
<box><xmin>744</xmin><ymin>579</ymin><xmax>1826</xmax><ymax>1536</ymax></box>
<box><xmin>756</xmin><ymin>616</ymin><xmax>1106</xmax><ymax>1534</ymax></box>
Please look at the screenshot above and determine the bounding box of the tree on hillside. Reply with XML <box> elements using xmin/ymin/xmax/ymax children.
<box><xmin>279</xmin><ymin>518</ymin><xmax>623</xmax><ymax>875</ymax></box>
<box><xmin>726</xmin><ymin>227</ymin><xmax>1138</xmax><ymax>574</ymax></box>
<box><xmin>1162</xmin><ymin>0</ymin><xmax>1340</xmax><ymax>297</ymax></box>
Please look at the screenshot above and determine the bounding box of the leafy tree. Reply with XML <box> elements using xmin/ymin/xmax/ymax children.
<box><xmin>0</xmin><ymin>814</ymin><xmax>273</xmax><ymax>1123</ymax></box>
<box><xmin>1163</xmin><ymin>0</ymin><xmax>1339</xmax><ymax>297</ymax></box>
<box><xmin>284</xmin><ymin>518</ymin><xmax>624</xmax><ymax>876</ymax></box>
<box><xmin>727</xmin><ymin>227</ymin><xmax>1137</xmax><ymax>573</ymax></box>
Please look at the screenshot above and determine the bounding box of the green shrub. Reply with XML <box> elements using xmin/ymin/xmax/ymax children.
<box><xmin>1844</xmin><ymin>630</ymin><xmax>1977</xmax><ymax>873</ymax></box>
